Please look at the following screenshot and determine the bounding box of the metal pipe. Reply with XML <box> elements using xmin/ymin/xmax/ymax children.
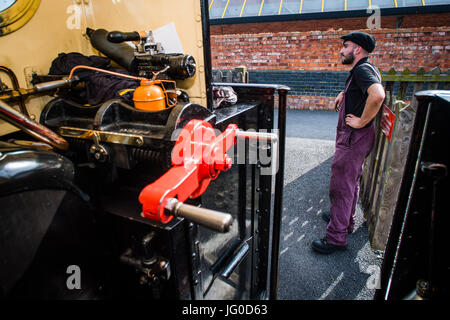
<box><xmin>86</xmin><ymin>28</ymin><xmax>136</xmax><ymax>71</ymax></box>
<box><xmin>220</xmin><ymin>241</ymin><xmax>250</xmax><ymax>278</ymax></box>
<box><xmin>33</xmin><ymin>76</ymin><xmax>79</xmax><ymax>92</ymax></box>
<box><xmin>235</xmin><ymin>129</ymin><xmax>278</xmax><ymax>142</ymax></box>
<box><xmin>165</xmin><ymin>198</ymin><xmax>233</xmax><ymax>233</ymax></box>
<box><xmin>68</xmin><ymin>65</ymin><xmax>143</xmax><ymax>81</ymax></box>
<box><xmin>0</xmin><ymin>99</ymin><xmax>69</xmax><ymax>151</ymax></box>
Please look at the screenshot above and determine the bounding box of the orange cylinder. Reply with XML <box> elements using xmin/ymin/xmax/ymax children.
<box><xmin>133</xmin><ymin>79</ymin><xmax>166</xmax><ymax>111</ymax></box>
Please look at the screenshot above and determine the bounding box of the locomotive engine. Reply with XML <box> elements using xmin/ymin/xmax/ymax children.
<box><xmin>0</xmin><ymin>14</ymin><xmax>289</xmax><ymax>299</ymax></box>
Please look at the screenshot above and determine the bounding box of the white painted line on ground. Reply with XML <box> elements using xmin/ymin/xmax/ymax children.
<box><xmin>284</xmin><ymin>232</ymin><xmax>294</xmax><ymax>241</ymax></box>
<box><xmin>319</xmin><ymin>272</ymin><xmax>344</xmax><ymax>300</ymax></box>
<box><xmin>289</xmin><ymin>217</ymin><xmax>299</xmax><ymax>226</ymax></box>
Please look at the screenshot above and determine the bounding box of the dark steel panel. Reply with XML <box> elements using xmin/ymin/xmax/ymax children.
<box><xmin>375</xmin><ymin>90</ymin><xmax>450</xmax><ymax>300</ymax></box>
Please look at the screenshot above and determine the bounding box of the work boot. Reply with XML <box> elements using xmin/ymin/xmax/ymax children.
<box><xmin>311</xmin><ymin>238</ymin><xmax>347</xmax><ymax>254</ymax></box>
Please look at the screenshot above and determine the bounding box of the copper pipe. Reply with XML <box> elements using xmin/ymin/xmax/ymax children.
<box><xmin>0</xmin><ymin>99</ymin><xmax>69</xmax><ymax>151</ymax></box>
<box><xmin>68</xmin><ymin>65</ymin><xmax>143</xmax><ymax>81</ymax></box>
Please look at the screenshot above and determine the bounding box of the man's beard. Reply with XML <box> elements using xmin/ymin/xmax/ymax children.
<box><xmin>341</xmin><ymin>51</ymin><xmax>355</xmax><ymax>65</ymax></box>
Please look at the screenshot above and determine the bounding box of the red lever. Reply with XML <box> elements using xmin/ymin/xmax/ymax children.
<box><xmin>139</xmin><ymin>119</ymin><xmax>238</xmax><ymax>224</ymax></box>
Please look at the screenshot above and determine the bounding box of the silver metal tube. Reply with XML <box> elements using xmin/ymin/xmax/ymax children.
<box><xmin>165</xmin><ymin>198</ymin><xmax>233</xmax><ymax>233</ymax></box>
<box><xmin>235</xmin><ymin>129</ymin><xmax>278</xmax><ymax>142</ymax></box>
<box><xmin>220</xmin><ymin>242</ymin><xmax>249</xmax><ymax>278</ymax></box>
<box><xmin>33</xmin><ymin>76</ymin><xmax>79</xmax><ymax>93</ymax></box>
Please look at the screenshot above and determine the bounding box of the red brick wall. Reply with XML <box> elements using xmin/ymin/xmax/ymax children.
<box><xmin>283</xmin><ymin>96</ymin><xmax>337</xmax><ymax>111</ymax></box>
<box><xmin>210</xmin><ymin>13</ymin><xmax>450</xmax><ymax>35</ymax></box>
<box><xmin>211</xmin><ymin>27</ymin><xmax>450</xmax><ymax>72</ymax></box>
<box><xmin>210</xmin><ymin>15</ymin><xmax>450</xmax><ymax>110</ymax></box>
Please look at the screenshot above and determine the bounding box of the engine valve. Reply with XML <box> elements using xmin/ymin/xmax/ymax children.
<box><xmin>139</xmin><ymin>119</ymin><xmax>278</xmax><ymax>232</ymax></box>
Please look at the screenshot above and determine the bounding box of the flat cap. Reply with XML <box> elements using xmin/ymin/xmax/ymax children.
<box><xmin>341</xmin><ymin>32</ymin><xmax>376</xmax><ymax>53</ymax></box>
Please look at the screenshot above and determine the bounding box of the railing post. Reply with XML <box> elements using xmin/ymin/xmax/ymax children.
<box><xmin>269</xmin><ymin>87</ymin><xmax>287</xmax><ymax>300</ymax></box>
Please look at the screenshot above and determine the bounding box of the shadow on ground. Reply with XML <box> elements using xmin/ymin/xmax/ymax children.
<box><xmin>277</xmin><ymin>157</ymin><xmax>383</xmax><ymax>300</ymax></box>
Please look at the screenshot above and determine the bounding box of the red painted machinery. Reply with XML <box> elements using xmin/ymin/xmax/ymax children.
<box><xmin>139</xmin><ymin>119</ymin><xmax>277</xmax><ymax>232</ymax></box>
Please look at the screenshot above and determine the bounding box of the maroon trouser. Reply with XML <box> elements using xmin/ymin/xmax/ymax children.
<box><xmin>326</xmin><ymin>93</ymin><xmax>375</xmax><ymax>246</ymax></box>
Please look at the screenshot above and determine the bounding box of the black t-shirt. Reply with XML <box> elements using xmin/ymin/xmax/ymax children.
<box><xmin>344</xmin><ymin>57</ymin><xmax>381</xmax><ymax>125</ymax></box>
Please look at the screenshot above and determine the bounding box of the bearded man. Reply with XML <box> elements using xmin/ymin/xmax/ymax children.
<box><xmin>312</xmin><ymin>32</ymin><xmax>385</xmax><ymax>254</ymax></box>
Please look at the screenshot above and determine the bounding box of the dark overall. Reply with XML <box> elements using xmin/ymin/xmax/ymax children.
<box><xmin>326</xmin><ymin>74</ymin><xmax>376</xmax><ymax>246</ymax></box>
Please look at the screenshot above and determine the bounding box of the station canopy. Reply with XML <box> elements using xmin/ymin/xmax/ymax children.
<box><xmin>208</xmin><ymin>0</ymin><xmax>450</xmax><ymax>19</ymax></box>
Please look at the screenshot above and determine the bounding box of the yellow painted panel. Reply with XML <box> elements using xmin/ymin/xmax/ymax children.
<box><xmin>0</xmin><ymin>0</ymin><xmax>206</xmax><ymax>135</ymax></box>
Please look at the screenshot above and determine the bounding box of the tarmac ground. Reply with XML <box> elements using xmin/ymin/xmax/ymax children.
<box><xmin>276</xmin><ymin>109</ymin><xmax>384</xmax><ymax>300</ymax></box>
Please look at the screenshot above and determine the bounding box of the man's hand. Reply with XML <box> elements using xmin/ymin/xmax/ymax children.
<box><xmin>345</xmin><ymin>114</ymin><xmax>364</xmax><ymax>129</ymax></box>
<box><xmin>334</xmin><ymin>91</ymin><xmax>344</xmax><ymax>112</ymax></box>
